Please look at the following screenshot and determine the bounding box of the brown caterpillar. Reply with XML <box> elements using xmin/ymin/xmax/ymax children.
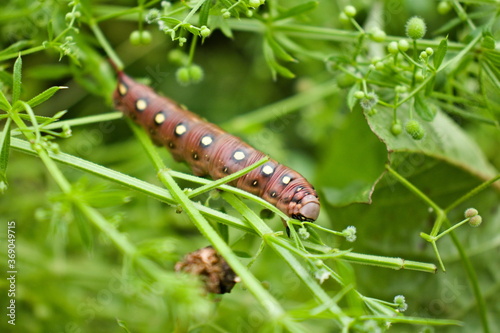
<box><xmin>113</xmin><ymin>71</ymin><xmax>320</xmax><ymax>221</ymax></box>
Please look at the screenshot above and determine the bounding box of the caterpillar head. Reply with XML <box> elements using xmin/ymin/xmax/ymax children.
<box><xmin>279</xmin><ymin>184</ymin><xmax>320</xmax><ymax>222</ymax></box>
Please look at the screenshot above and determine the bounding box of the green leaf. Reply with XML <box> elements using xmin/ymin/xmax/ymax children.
<box><xmin>0</xmin><ymin>89</ymin><xmax>11</xmax><ymax>111</ymax></box>
<box><xmin>275</xmin><ymin>1</ymin><xmax>319</xmax><ymax>21</ymax></box>
<box><xmin>434</xmin><ymin>37</ymin><xmax>448</xmax><ymax>70</ymax></box>
<box><xmin>263</xmin><ymin>40</ymin><xmax>295</xmax><ymax>79</ymax></box>
<box><xmin>198</xmin><ymin>0</ymin><xmax>211</xmax><ymax>27</ymax></box>
<box><xmin>0</xmin><ymin>118</ymin><xmax>11</xmax><ymax>183</ymax></box>
<box><xmin>425</xmin><ymin>75</ymin><xmax>436</xmax><ymax>96</ymax></box>
<box><xmin>347</xmin><ymin>82</ymin><xmax>360</xmax><ymax>111</ymax></box>
<box><xmin>162</xmin><ymin>17</ymin><xmax>182</xmax><ymax>26</ymax></box>
<box><xmin>12</xmin><ymin>55</ymin><xmax>22</xmax><ymax>103</ymax></box>
<box><xmin>47</xmin><ymin>20</ymin><xmax>54</xmax><ymax>41</ymax></box>
<box><xmin>265</xmin><ymin>33</ymin><xmax>296</xmax><ymax>62</ymax></box>
<box><xmin>182</xmin><ymin>23</ymin><xmax>200</xmax><ymax>35</ymax></box>
<box><xmin>27</xmin><ymin>86</ymin><xmax>68</xmax><ymax>109</ymax></box>
<box><xmin>366</xmin><ymin>105</ymin><xmax>498</xmax><ymax>180</ymax></box>
<box><xmin>414</xmin><ymin>93</ymin><xmax>437</xmax><ymax>121</ymax></box>
<box><xmin>0</xmin><ymin>40</ymin><xmax>32</xmax><ymax>57</ymax></box>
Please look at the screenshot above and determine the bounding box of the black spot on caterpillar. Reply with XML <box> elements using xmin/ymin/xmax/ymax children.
<box><xmin>113</xmin><ymin>71</ymin><xmax>320</xmax><ymax>222</ymax></box>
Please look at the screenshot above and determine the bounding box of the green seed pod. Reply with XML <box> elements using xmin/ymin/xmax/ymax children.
<box><xmin>469</xmin><ymin>215</ymin><xmax>482</xmax><ymax>227</ymax></box>
<box><xmin>188</xmin><ymin>64</ymin><xmax>204</xmax><ymax>83</ymax></box>
<box><xmin>140</xmin><ymin>31</ymin><xmax>152</xmax><ymax>45</ymax></box>
<box><xmin>405</xmin><ymin>16</ymin><xmax>426</xmax><ymax>40</ymax></box>
<box><xmin>343</xmin><ymin>5</ymin><xmax>357</xmax><ymax>17</ymax></box>
<box><xmin>339</xmin><ymin>12</ymin><xmax>349</xmax><ymax>24</ymax></box>
<box><xmin>370</xmin><ymin>28</ymin><xmax>387</xmax><ymax>42</ymax></box>
<box><xmin>354</xmin><ymin>91</ymin><xmax>365</xmax><ymax>99</ymax></box>
<box><xmin>129</xmin><ymin>30</ymin><xmax>142</xmax><ymax>45</ymax></box>
<box><xmin>249</xmin><ymin>0</ymin><xmax>260</xmax><ymax>7</ymax></box>
<box><xmin>425</xmin><ymin>47</ymin><xmax>434</xmax><ymax>56</ymax></box>
<box><xmin>398</xmin><ymin>39</ymin><xmax>410</xmax><ymax>52</ymax></box>
<box><xmin>176</xmin><ymin>67</ymin><xmax>191</xmax><ymax>85</ymax></box>
<box><xmin>405</xmin><ymin>120</ymin><xmax>425</xmax><ymax>140</ymax></box>
<box><xmin>464</xmin><ymin>208</ymin><xmax>479</xmax><ymax>218</ymax></box>
<box><xmin>200</xmin><ymin>26</ymin><xmax>211</xmax><ymax>38</ymax></box>
<box><xmin>437</xmin><ymin>1</ymin><xmax>451</xmax><ymax>15</ymax></box>
<box><xmin>388</xmin><ymin>42</ymin><xmax>399</xmax><ymax>54</ymax></box>
<box><xmin>391</xmin><ymin>122</ymin><xmax>403</xmax><ymax>136</ymax></box>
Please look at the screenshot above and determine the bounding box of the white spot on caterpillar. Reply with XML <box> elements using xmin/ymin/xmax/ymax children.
<box><xmin>233</xmin><ymin>151</ymin><xmax>245</xmax><ymax>161</ymax></box>
<box><xmin>200</xmin><ymin>135</ymin><xmax>213</xmax><ymax>147</ymax></box>
<box><xmin>262</xmin><ymin>165</ymin><xmax>274</xmax><ymax>176</ymax></box>
<box><xmin>118</xmin><ymin>83</ymin><xmax>128</xmax><ymax>96</ymax></box>
<box><xmin>136</xmin><ymin>98</ymin><xmax>147</xmax><ymax>111</ymax></box>
<box><xmin>154</xmin><ymin>112</ymin><xmax>166</xmax><ymax>125</ymax></box>
<box><xmin>282</xmin><ymin>176</ymin><xmax>291</xmax><ymax>185</ymax></box>
<box><xmin>175</xmin><ymin>124</ymin><xmax>187</xmax><ymax>136</ymax></box>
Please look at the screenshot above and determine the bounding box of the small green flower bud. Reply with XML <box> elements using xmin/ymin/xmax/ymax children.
<box><xmin>464</xmin><ymin>208</ymin><xmax>479</xmax><ymax>218</ymax></box>
<box><xmin>405</xmin><ymin>120</ymin><xmax>425</xmax><ymax>140</ymax></box>
<box><xmin>394</xmin><ymin>295</ymin><xmax>408</xmax><ymax>312</ymax></box>
<box><xmin>395</xmin><ymin>85</ymin><xmax>407</xmax><ymax>93</ymax></box>
<box><xmin>415</xmin><ymin>71</ymin><xmax>424</xmax><ymax>82</ymax></box>
<box><xmin>469</xmin><ymin>215</ymin><xmax>482</xmax><ymax>227</ymax></box>
<box><xmin>360</xmin><ymin>92</ymin><xmax>379</xmax><ymax>111</ymax></box>
<box><xmin>375</xmin><ymin>61</ymin><xmax>385</xmax><ymax>70</ymax></box>
<box><xmin>339</xmin><ymin>12</ymin><xmax>349</xmax><ymax>24</ymax></box>
<box><xmin>245</xmin><ymin>10</ymin><xmax>253</xmax><ymax>17</ymax></box>
<box><xmin>388</xmin><ymin>41</ymin><xmax>399</xmax><ymax>54</ymax></box>
<box><xmin>406</xmin><ymin>16</ymin><xmax>426</xmax><ymax>40</ymax></box>
<box><xmin>249</xmin><ymin>0</ymin><xmax>260</xmax><ymax>7</ymax></box>
<box><xmin>188</xmin><ymin>64</ymin><xmax>204</xmax><ymax>83</ymax></box>
<box><xmin>420</xmin><ymin>51</ymin><xmax>428</xmax><ymax>59</ymax></box>
<box><xmin>342</xmin><ymin>226</ymin><xmax>357</xmax><ymax>242</ymax></box>
<box><xmin>343</xmin><ymin>5</ymin><xmax>357</xmax><ymax>17</ymax></box>
<box><xmin>222</xmin><ymin>10</ymin><xmax>231</xmax><ymax>19</ymax></box>
<box><xmin>437</xmin><ymin>1</ymin><xmax>451</xmax><ymax>15</ymax></box>
<box><xmin>298</xmin><ymin>227</ymin><xmax>310</xmax><ymax>240</ymax></box>
<box><xmin>178</xmin><ymin>37</ymin><xmax>187</xmax><ymax>46</ymax></box>
<box><xmin>62</xmin><ymin>124</ymin><xmax>72</xmax><ymax>138</ymax></box>
<box><xmin>391</xmin><ymin>122</ymin><xmax>403</xmax><ymax>136</ymax></box>
<box><xmin>398</xmin><ymin>39</ymin><xmax>410</xmax><ymax>52</ymax></box>
<box><xmin>425</xmin><ymin>47</ymin><xmax>434</xmax><ymax>56</ymax></box>
<box><xmin>314</xmin><ymin>268</ymin><xmax>330</xmax><ymax>284</ymax></box>
<box><xmin>314</xmin><ymin>259</ymin><xmax>323</xmax><ymax>267</ymax></box>
<box><xmin>200</xmin><ymin>26</ymin><xmax>211</xmax><ymax>38</ymax></box>
<box><xmin>370</xmin><ymin>28</ymin><xmax>386</xmax><ymax>42</ymax></box>
<box><xmin>354</xmin><ymin>91</ymin><xmax>365</xmax><ymax>99</ymax></box>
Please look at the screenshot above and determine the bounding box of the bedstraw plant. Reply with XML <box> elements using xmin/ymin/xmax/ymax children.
<box><xmin>0</xmin><ymin>0</ymin><xmax>499</xmax><ymax>332</ymax></box>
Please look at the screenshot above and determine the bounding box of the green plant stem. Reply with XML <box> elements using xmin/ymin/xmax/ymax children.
<box><xmin>448</xmin><ymin>228</ymin><xmax>490</xmax><ymax>333</ymax></box>
<box><xmin>385</xmin><ymin>164</ymin><xmax>442</xmax><ymax>213</ymax></box>
<box><xmin>308</xmin><ymin>251</ymin><xmax>437</xmax><ymax>273</ymax></box>
<box><xmin>89</xmin><ymin>19</ymin><xmax>124</xmax><ymax>70</ymax></box>
<box><xmin>11</xmin><ymin>137</ymin><xmax>255</xmax><ymax>233</ymax></box>
<box><xmin>127</xmin><ymin>116</ymin><xmax>298</xmax><ymax>329</ymax></box>
<box><xmin>186</xmin><ymin>156</ymin><xmax>269</xmax><ymax>199</ymax></box>
<box><xmin>445</xmin><ymin>174</ymin><xmax>500</xmax><ymax>213</ymax></box>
